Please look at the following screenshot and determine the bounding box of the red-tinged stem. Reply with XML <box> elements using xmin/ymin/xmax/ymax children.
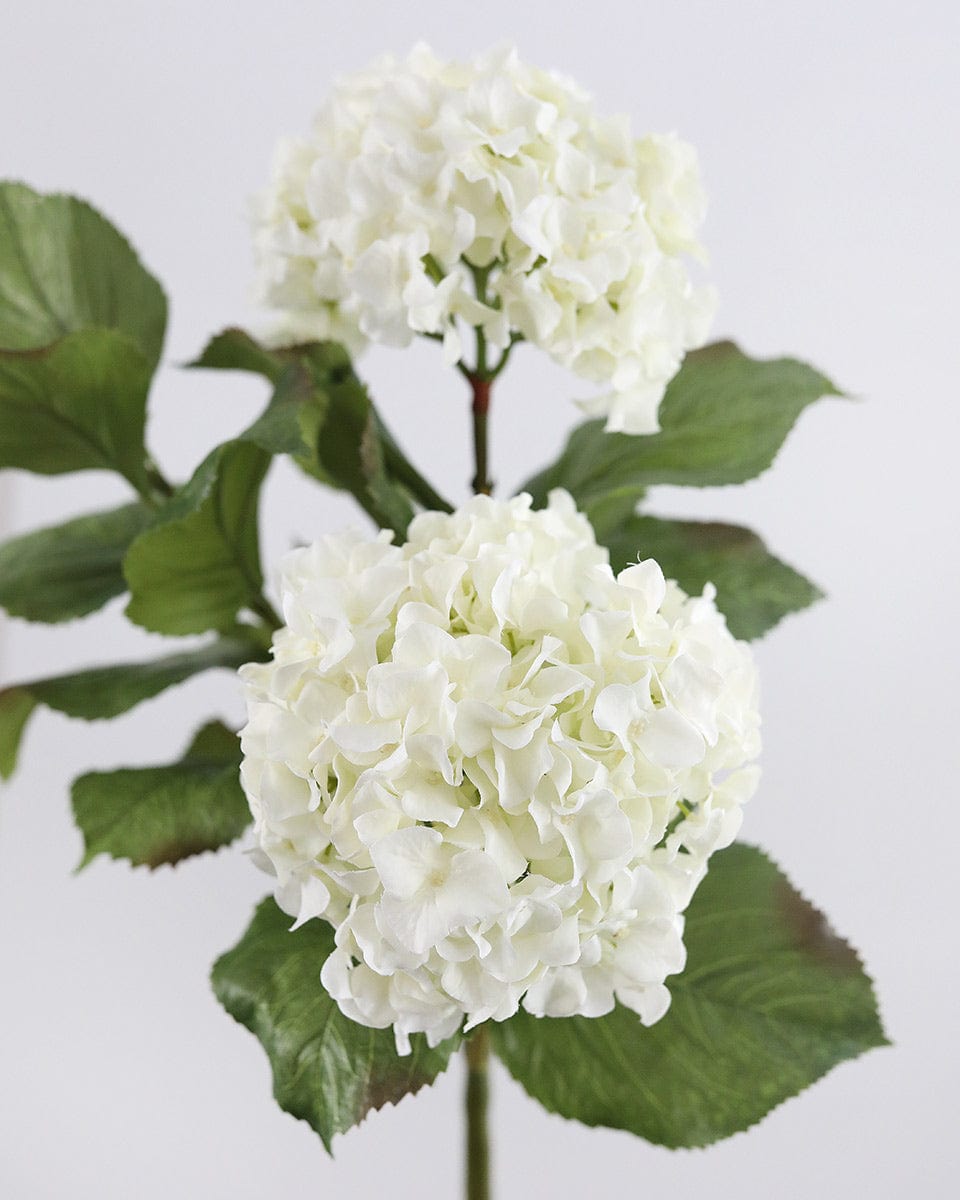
<box><xmin>470</xmin><ymin>374</ymin><xmax>493</xmax><ymax>496</ymax></box>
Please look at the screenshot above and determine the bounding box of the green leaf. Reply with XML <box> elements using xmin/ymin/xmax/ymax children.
<box><xmin>192</xmin><ymin>331</ymin><xmax>355</xmax><ymax>488</ymax></box>
<box><xmin>212</xmin><ymin>897</ymin><xmax>461</xmax><ymax>1150</ymax></box>
<box><xmin>0</xmin><ymin>329</ymin><xmax>153</xmax><ymax>491</ymax></box>
<box><xmin>0</xmin><ymin>183</ymin><xmax>165</xmax><ymax>490</ymax></box>
<box><xmin>194</xmin><ymin>328</ymin><xmax>452</xmax><ymax>527</ymax></box>
<box><xmin>0</xmin><ymin>501</ymin><xmax>153</xmax><ymax>623</ymax></box>
<box><xmin>573</xmin><ymin>491</ymin><xmax>646</xmax><ymax>543</ymax></box>
<box><xmin>190</xmin><ymin>326</ymin><xmax>349</xmax><ymax>387</ymax></box>
<box><xmin>491</xmin><ymin>843</ymin><xmax>887</xmax><ymax>1149</ymax></box>
<box><xmin>603</xmin><ymin>515</ymin><xmax>823</xmax><ymax>640</ymax></box>
<box><xmin>0</xmin><ymin>689</ymin><xmax>36</xmax><ymax>781</ymax></box>
<box><xmin>0</xmin><ymin>638</ymin><xmax>258</xmax><ymax>780</ymax></box>
<box><xmin>239</xmin><ymin>361</ymin><xmax>337</xmax><ymax>488</ymax></box>
<box><xmin>72</xmin><ymin>720</ymin><xmax>249</xmax><ymax>869</ymax></box>
<box><xmin>522</xmin><ymin>342</ymin><xmax>841</xmax><ymax>526</ymax></box>
<box><xmin>0</xmin><ymin>181</ymin><xmax>166</xmax><ymax>371</ymax></box>
<box><xmin>123</xmin><ymin>441</ymin><xmax>270</xmax><ymax>636</ymax></box>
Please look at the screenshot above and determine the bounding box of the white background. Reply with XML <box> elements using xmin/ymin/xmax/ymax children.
<box><xmin>1</xmin><ymin>1</ymin><xmax>957</xmax><ymax>1196</ymax></box>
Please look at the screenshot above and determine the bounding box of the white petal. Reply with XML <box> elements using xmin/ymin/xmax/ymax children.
<box><xmin>371</xmin><ymin>826</ymin><xmax>445</xmax><ymax>899</ymax></box>
<box><xmin>378</xmin><ymin>892</ymin><xmax>457</xmax><ymax>955</ymax></box>
<box><xmin>638</xmin><ymin>709</ymin><xmax>705</xmax><ymax>769</ymax></box>
<box><xmin>287</xmin><ymin>873</ymin><xmax>332</xmax><ymax>930</ymax></box>
<box><xmin>441</xmin><ymin>849</ymin><xmax>510</xmax><ymax>923</ymax></box>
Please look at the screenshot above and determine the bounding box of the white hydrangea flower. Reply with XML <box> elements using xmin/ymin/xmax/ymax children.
<box><xmin>239</xmin><ymin>492</ymin><xmax>760</xmax><ymax>1053</ymax></box>
<box><xmin>254</xmin><ymin>44</ymin><xmax>716</xmax><ymax>434</ymax></box>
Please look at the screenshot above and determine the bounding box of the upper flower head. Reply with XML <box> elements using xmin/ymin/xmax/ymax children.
<box><xmin>240</xmin><ymin>491</ymin><xmax>760</xmax><ymax>1053</ymax></box>
<box><xmin>254</xmin><ymin>44</ymin><xmax>716</xmax><ymax>433</ymax></box>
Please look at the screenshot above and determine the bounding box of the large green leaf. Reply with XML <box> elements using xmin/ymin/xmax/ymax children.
<box><xmin>522</xmin><ymin>342</ymin><xmax>841</xmax><ymax>525</ymax></box>
<box><xmin>0</xmin><ymin>181</ymin><xmax>166</xmax><ymax>371</ymax></box>
<box><xmin>0</xmin><ymin>501</ymin><xmax>153</xmax><ymax>623</ymax></box>
<box><xmin>72</xmin><ymin>720</ymin><xmax>249</xmax><ymax>869</ymax></box>
<box><xmin>491</xmin><ymin>843</ymin><xmax>887</xmax><ymax>1148</ymax></box>
<box><xmin>603</xmin><ymin>515</ymin><xmax>823</xmax><ymax>640</ymax></box>
<box><xmin>123</xmin><ymin>440</ymin><xmax>270</xmax><ymax>636</ymax></box>
<box><xmin>194</xmin><ymin>328</ymin><xmax>451</xmax><ymax>527</ymax></box>
<box><xmin>0</xmin><ymin>329</ymin><xmax>153</xmax><ymax>491</ymax></box>
<box><xmin>212</xmin><ymin>897</ymin><xmax>461</xmax><ymax>1151</ymax></box>
<box><xmin>0</xmin><ymin>638</ymin><xmax>258</xmax><ymax>780</ymax></box>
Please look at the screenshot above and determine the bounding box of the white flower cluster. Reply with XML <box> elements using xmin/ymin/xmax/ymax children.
<box><xmin>255</xmin><ymin>44</ymin><xmax>715</xmax><ymax>433</ymax></box>
<box><xmin>240</xmin><ymin>492</ymin><xmax>760</xmax><ymax>1052</ymax></box>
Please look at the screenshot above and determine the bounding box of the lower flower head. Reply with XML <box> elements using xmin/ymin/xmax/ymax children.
<box><xmin>240</xmin><ymin>491</ymin><xmax>760</xmax><ymax>1052</ymax></box>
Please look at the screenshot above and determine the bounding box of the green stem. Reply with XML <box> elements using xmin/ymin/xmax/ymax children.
<box><xmin>465</xmin><ymin>1027</ymin><xmax>491</xmax><ymax>1200</ymax></box>
<box><xmin>143</xmin><ymin>458</ymin><xmax>174</xmax><ymax>502</ymax></box>
<box><xmin>249</xmin><ymin>593</ymin><xmax>282</xmax><ymax>633</ymax></box>
<box><xmin>226</xmin><ymin>618</ymin><xmax>274</xmax><ymax>654</ymax></box>
<box><xmin>472</xmin><ymin>263</ymin><xmax>492</xmax><ymax>383</ymax></box>
<box><xmin>490</xmin><ymin>333</ymin><xmax>522</xmax><ymax>380</ymax></box>
<box><xmin>380</xmin><ymin>423</ymin><xmax>454</xmax><ymax>513</ymax></box>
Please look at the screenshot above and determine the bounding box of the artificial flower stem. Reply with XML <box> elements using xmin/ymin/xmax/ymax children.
<box><xmin>143</xmin><ymin>459</ymin><xmax>174</xmax><ymax>503</ymax></box>
<box><xmin>490</xmin><ymin>334</ymin><xmax>522</xmax><ymax>380</ymax></box>
<box><xmin>381</xmin><ymin>435</ymin><xmax>454</xmax><ymax>513</ymax></box>
<box><xmin>250</xmin><ymin>594</ymin><xmax>283</xmax><ymax>633</ymax></box>
<box><xmin>465</xmin><ymin>1025</ymin><xmax>491</xmax><ymax>1200</ymax></box>
<box><xmin>469</xmin><ymin>374</ymin><xmax>493</xmax><ymax>495</ymax></box>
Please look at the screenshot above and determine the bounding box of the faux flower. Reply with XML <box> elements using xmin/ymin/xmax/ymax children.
<box><xmin>254</xmin><ymin>44</ymin><xmax>715</xmax><ymax>433</ymax></box>
<box><xmin>239</xmin><ymin>492</ymin><xmax>760</xmax><ymax>1053</ymax></box>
